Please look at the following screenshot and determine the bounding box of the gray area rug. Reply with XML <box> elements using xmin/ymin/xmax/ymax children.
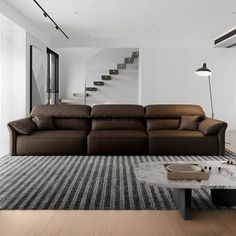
<box><xmin>0</xmin><ymin>151</ymin><xmax>235</xmax><ymax>210</ymax></box>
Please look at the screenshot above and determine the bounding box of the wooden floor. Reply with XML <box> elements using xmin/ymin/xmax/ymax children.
<box><xmin>1</xmin><ymin>210</ymin><xmax>236</xmax><ymax>236</ymax></box>
<box><xmin>1</xmin><ymin>132</ymin><xmax>236</xmax><ymax>236</ymax></box>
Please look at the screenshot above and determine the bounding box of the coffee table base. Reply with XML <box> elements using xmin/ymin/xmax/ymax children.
<box><xmin>173</xmin><ymin>189</ymin><xmax>192</xmax><ymax>220</ymax></box>
<box><xmin>173</xmin><ymin>189</ymin><xmax>236</xmax><ymax>220</ymax></box>
<box><xmin>211</xmin><ymin>189</ymin><xmax>236</xmax><ymax>206</ymax></box>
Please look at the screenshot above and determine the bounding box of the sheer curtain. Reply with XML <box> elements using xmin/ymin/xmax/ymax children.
<box><xmin>0</xmin><ymin>14</ymin><xmax>26</xmax><ymax>157</ymax></box>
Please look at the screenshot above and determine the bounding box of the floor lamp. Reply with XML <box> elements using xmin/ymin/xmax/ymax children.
<box><xmin>195</xmin><ymin>63</ymin><xmax>214</xmax><ymax>118</ymax></box>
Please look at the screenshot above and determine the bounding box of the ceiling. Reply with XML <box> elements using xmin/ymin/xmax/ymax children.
<box><xmin>3</xmin><ymin>0</ymin><xmax>236</xmax><ymax>42</ymax></box>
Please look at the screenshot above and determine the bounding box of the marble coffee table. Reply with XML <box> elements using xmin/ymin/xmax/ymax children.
<box><xmin>135</xmin><ymin>161</ymin><xmax>236</xmax><ymax>220</ymax></box>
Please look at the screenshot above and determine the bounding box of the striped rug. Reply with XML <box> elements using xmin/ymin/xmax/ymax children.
<box><xmin>0</xmin><ymin>151</ymin><xmax>235</xmax><ymax>210</ymax></box>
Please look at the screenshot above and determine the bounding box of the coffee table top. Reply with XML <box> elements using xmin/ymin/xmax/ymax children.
<box><xmin>135</xmin><ymin>161</ymin><xmax>236</xmax><ymax>189</ymax></box>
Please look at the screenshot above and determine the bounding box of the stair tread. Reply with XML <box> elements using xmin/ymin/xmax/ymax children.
<box><xmin>132</xmin><ymin>51</ymin><xmax>139</xmax><ymax>58</ymax></box>
<box><xmin>109</xmin><ymin>69</ymin><xmax>119</xmax><ymax>75</ymax></box>
<box><xmin>86</xmin><ymin>87</ymin><xmax>97</xmax><ymax>91</ymax></box>
<box><xmin>94</xmin><ymin>81</ymin><xmax>105</xmax><ymax>86</ymax></box>
<box><xmin>125</xmin><ymin>57</ymin><xmax>134</xmax><ymax>64</ymax></box>
<box><xmin>117</xmin><ymin>63</ymin><xmax>126</xmax><ymax>69</ymax></box>
<box><xmin>101</xmin><ymin>75</ymin><xmax>112</xmax><ymax>80</ymax></box>
<box><xmin>73</xmin><ymin>93</ymin><xmax>90</xmax><ymax>97</ymax></box>
<box><xmin>60</xmin><ymin>98</ymin><xmax>84</xmax><ymax>104</ymax></box>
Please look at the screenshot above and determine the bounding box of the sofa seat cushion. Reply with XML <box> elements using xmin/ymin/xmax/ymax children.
<box><xmin>17</xmin><ymin>130</ymin><xmax>87</xmax><ymax>155</ymax></box>
<box><xmin>88</xmin><ymin>130</ymin><xmax>148</xmax><ymax>155</ymax></box>
<box><xmin>148</xmin><ymin>130</ymin><xmax>218</xmax><ymax>155</ymax></box>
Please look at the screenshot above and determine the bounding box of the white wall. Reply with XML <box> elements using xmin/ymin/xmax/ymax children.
<box><xmin>56</xmin><ymin>48</ymin><xmax>101</xmax><ymax>100</ymax></box>
<box><xmin>0</xmin><ymin>0</ymin><xmax>49</xmax><ymax>116</ymax></box>
<box><xmin>0</xmin><ymin>14</ymin><xmax>26</xmax><ymax>156</ymax></box>
<box><xmin>86</xmin><ymin>48</ymin><xmax>138</xmax><ymax>105</ymax></box>
<box><xmin>139</xmin><ymin>48</ymin><xmax>236</xmax><ymax>130</ymax></box>
<box><xmin>0</xmin><ymin>0</ymin><xmax>49</xmax><ymax>45</ymax></box>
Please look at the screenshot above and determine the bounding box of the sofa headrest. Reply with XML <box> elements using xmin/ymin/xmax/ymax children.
<box><xmin>31</xmin><ymin>105</ymin><xmax>91</xmax><ymax>118</ymax></box>
<box><xmin>91</xmin><ymin>104</ymin><xmax>145</xmax><ymax>118</ymax></box>
<box><xmin>145</xmin><ymin>104</ymin><xmax>205</xmax><ymax>119</ymax></box>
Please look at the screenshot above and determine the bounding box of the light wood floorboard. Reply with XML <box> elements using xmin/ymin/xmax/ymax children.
<box><xmin>1</xmin><ymin>210</ymin><xmax>236</xmax><ymax>236</ymax></box>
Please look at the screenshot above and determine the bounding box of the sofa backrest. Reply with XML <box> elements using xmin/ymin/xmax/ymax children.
<box><xmin>90</xmin><ymin>104</ymin><xmax>146</xmax><ymax>130</ymax></box>
<box><xmin>145</xmin><ymin>104</ymin><xmax>205</xmax><ymax>130</ymax></box>
<box><xmin>31</xmin><ymin>104</ymin><xmax>91</xmax><ymax>131</ymax></box>
<box><xmin>30</xmin><ymin>104</ymin><xmax>206</xmax><ymax>131</ymax></box>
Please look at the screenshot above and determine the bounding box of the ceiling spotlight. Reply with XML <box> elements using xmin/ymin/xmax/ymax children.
<box><xmin>43</xmin><ymin>12</ymin><xmax>47</xmax><ymax>17</ymax></box>
<box><xmin>55</xmin><ymin>25</ymin><xmax>59</xmax><ymax>30</ymax></box>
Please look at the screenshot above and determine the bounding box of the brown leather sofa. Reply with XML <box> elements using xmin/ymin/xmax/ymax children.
<box><xmin>8</xmin><ymin>104</ymin><xmax>228</xmax><ymax>156</ymax></box>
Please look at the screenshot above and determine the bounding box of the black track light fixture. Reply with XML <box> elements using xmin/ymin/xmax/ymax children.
<box><xmin>33</xmin><ymin>0</ymin><xmax>69</xmax><ymax>39</ymax></box>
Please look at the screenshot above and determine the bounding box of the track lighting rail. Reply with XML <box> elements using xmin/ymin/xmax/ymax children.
<box><xmin>33</xmin><ymin>0</ymin><xmax>69</xmax><ymax>39</ymax></box>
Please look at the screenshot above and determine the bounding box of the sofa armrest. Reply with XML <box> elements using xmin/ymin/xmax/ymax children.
<box><xmin>7</xmin><ymin>118</ymin><xmax>36</xmax><ymax>156</ymax></box>
<box><xmin>7</xmin><ymin>124</ymin><xmax>19</xmax><ymax>156</ymax></box>
<box><xmin>8</xmin><ymin>118</ymin><xmax>36</xmax><ymax>135</ymax></box>
<box><xmin>199</xmin><ymin>118</ymin><xmax>227</xmax><ymax>135</ymax></box>
<box><xmin>199</xmin><ymin>118</ymin><xmax>228</xmax><ymax>156</ymax></box>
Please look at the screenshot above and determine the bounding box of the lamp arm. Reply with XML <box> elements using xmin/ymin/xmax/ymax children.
<box><xmin>208</xmin><ymin>76</ymin><xmax>214</xmax><ymax>118</ymax></box>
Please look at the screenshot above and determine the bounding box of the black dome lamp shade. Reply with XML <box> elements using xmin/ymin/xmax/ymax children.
<box><xmin>195</xmin><ymin>63</ymin><xmax>212</xmax><ymax>77</ymax></box>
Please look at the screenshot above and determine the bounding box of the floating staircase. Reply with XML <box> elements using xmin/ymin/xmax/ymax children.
<box><xmin>85</xmin><ymin>51</ymin><xmax>139</xmax><ymax>101</ymax></box>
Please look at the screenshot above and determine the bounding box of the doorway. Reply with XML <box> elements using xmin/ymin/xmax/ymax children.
<box><xmin>47</xmin><ymin>48</ymin><xmax>59</xmax><ymax>105</ymax></box>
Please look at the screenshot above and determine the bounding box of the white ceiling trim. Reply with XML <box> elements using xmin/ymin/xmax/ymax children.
<box><xmin>51</xmin><ymin>37</ymin><xmax>213</xmax><ymax>49</ymax></box>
